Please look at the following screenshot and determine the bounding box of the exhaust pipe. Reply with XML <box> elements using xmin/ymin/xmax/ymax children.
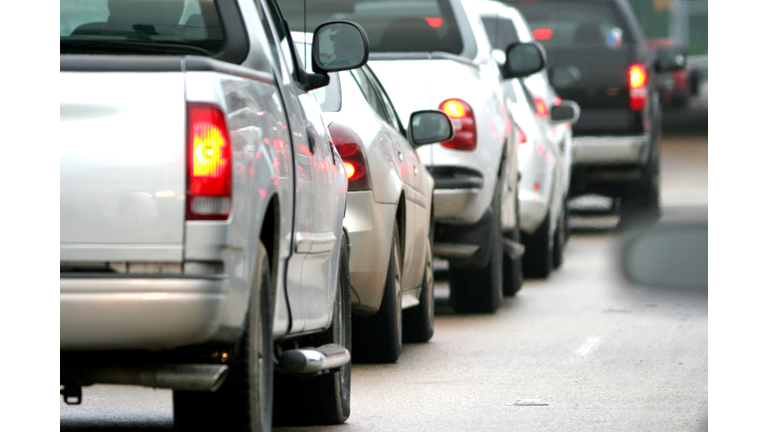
<box><xmin>75</xmin><ymin>364</ymin><xmax>229</xmax><ymax>392</ymax></box>
<box><xmin>278</xmin><ymin>344</ymin><xmax>350</xmax><ymax>374</ymax></box>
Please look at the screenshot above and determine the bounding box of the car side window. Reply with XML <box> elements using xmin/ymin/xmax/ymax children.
<box><xmin>350</xmin><ymin>68</ymin><xmax>392</xmax><ymax>126</ymax></box>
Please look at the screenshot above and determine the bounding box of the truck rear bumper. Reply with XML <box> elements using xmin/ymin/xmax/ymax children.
<box><xmin>60</xmin><ymin>275</ymin><xmax>227</xmax><ymax>351</ymax></box>
<box><xmin>572</xmin><ymin>135</ymin><xmax>648</xmax><ymax>165</ymax></box>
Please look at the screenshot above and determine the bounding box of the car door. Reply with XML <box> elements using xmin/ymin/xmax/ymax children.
<box><xmin>257</xmin><ymin>0</ymin><xmax>340</xmax><ymax>333</ymax></box>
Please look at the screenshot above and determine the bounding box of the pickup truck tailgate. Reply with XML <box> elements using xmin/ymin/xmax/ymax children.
<box><xmin>60</xmin><ymin>72</ymin><xmax>187</xmax><ymax>262</ymax></box>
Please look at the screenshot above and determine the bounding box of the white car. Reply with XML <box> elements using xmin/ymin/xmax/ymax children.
<box><xmin>294</xmin><ymin>33</ymin><xmax>453</xmax><ymax>363</ymax></box>
<box><xmin>279</xmin><ymin>0</ymin><xmax>546</xmax><ymax>313</ymax></box>
<box><xmin>472</xmin><ymin>0</ymin><xmax>580</xmax><ymax>278</ymax></box>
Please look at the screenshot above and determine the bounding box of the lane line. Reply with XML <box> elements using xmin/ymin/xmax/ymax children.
<box><xmin>569</xmin><ymin>337</ymin><xmax>602</xmax><ymax>362</ymax></box>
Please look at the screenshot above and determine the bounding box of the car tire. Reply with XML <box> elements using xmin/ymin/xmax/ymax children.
<box><xmin>523</xmin><ymin>210</ymin><xmax>553</xmax><ymax>279</ymax></box>
<box><xmin>449</xmin><ymin>179</ymin><xmax>503</xmax><ymax>313</ymax></box>
<box><xmin>552</xmin><ymin>201</ymin><xmax>566</xmax><ymax>269</ymax></box>
<box><xmin>502</xmin><ymin>193</ymin><xmax>524</xmax><ymax>297</ymax></box>
<box><xmin>273</xmin><ymin>233</ymin><xmax>352</xmax><ymax>425</ymax></box>
<box><xmin>352</xmin><ymin>220</ymin><xmax>402</xmax><ymax>363</ymax></box>
<box><xmin>402</xmin><ymin>238</ymin><xmax>434</xmax><ymax>343</ymax></box>
<box><xmin>173</xmin><ymin>241</ymin><xmax>273</xmax><ymax>432</ymax></box>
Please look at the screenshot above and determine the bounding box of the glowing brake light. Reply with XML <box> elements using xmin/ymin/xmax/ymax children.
<box><xmin>425</xmin><ymin>17</ymin><xmax>443</xmax><ymax>28</ymax></box>
<box><xmin>439</xmin><ymin>98</ymin><xmax>477</xmax><ymax>151</ymax></box>
<box><xmin>330</xmin><ymin>122</ymin><xmax>371</xmax><ymax>191</ymax></box>
<box><xmin>533</xmin><ymin>28</ymin><xmax>552</xmax><ymax>40</ymax></box>
<box><xmin>534</xmin><ymin>97</ymin><xmax>548</xmax><ymax>118</ymax></box>
<box><xmin>628</xmin><ymin>64</ymin><xmax>648</xmax><ymax>111</ymax></box>
<box><xmin>187</xmin><ymin>103</ymin><xmax>231</xmax><ymax>220</ymax></box>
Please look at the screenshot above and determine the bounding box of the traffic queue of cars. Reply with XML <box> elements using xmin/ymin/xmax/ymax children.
<box><xmin>60</xmin><ymin>0</ymin><xmax>684</xmax><ymax>430</ymax></box>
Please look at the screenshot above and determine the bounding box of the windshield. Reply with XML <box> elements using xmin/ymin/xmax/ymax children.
<box><xmin>277</xmin><ymin>0</ymin><xmax>463</xmax><ymax>55</ymax></box>
<box><xmin>511</xmin><ymin>0</ymin><xmax>632</xmax><ymax>49</ymax></box>
<box><xmin>60</xmin><ymin>0</ymin><xmax>225</xmax><ymax>55</ymax></box>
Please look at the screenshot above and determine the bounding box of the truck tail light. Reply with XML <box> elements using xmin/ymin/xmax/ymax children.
<box><xmin>628</xmin><ymin>64</ymin><xmax>648</xmax><ymax>111</ymax></box>
<box><xmin>187</xmin><ymin>103</ymin><xmax>231</xmax><ymax>221</ymax></box>
<box><xmin>439</xmin><ymin>98</ymin><xmax>477</xmax><ymax>151</ymax></box>
<box><xmin>329</xmin><ymin>122</ymin><xmax>371</xmax><ymax>191</ymax></box>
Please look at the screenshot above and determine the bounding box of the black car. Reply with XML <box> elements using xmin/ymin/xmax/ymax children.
<box><xmin>506</xmin><ymin>0</ymin><xmax>683</xmax><ymax>227</ymax></box>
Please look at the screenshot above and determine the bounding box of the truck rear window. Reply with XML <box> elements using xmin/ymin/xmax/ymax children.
<box><xmin>277</xmin><ymin>0</ymin><xmax>464</xmax><ymax>55</ymax></box>
<box><xmin>511</xmin><ymin>0</ymin><xmax>633</xmax><ymax>49</ymax></box>
<box><xmin>60</xmin><ymin>0</ymin><xmax>225</xmax><ymax>56</ymax></box>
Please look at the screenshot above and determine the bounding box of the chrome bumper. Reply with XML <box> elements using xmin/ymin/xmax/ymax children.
<box><xmin>60</xmin><ymin>275</ymin><xmax>226</xmax><ymax>351</ymax></box>
<box><xmin>572</xmin><ymin>135</ymin><xmax>648</xmax><ymax>165</ymax></box>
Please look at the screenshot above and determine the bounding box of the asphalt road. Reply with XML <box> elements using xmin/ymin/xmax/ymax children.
<box><xmin>60</xmin><ymin>88</ymin><xmax>708</xmax><ymax>432</ymax></box>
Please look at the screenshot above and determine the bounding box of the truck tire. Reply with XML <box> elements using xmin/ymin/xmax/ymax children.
<box><xmin>618</xmin><ymin>133</ymin><xmax>661</xmax><ymax>231</ymax></box>
<box><xmin>352</xmin><ymin>220</ymin><xmax>402</xmax><ymax>363</ymax></box>
<box><xmin>174</xmin><ymin>242</ymin><xmax>273</xmax><ymax>432</ymax></box>
<box><xmin>523</xmin><ymin>211</ymin><xmax>553</xmax><ymax>279</ymax></box>
<box><xmin>502</xmin><ymin>195</ymin><xmax>523</xmax><ymax>296</ymax></box>
<box><xmin>449</xmin><ymin>179</ymin><xmax>503</xmax><ymax>313</ymax></box>
<box><xmin>402</xmin><ymin>239</ymin><xmax>434</xmax><ymax>343</ymax></box>
<box><xmin>273</xmin><ymin>233</ymin><xmax>352</xmax><ymax>425</ymax></box>
<box><xmin>552</xmin><ymin>201</ymin><xmax>566</xmax><ymax>269</ymax></box>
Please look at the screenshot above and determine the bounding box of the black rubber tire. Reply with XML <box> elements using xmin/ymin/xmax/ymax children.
<box><xmin>523</xmin><ymin>211</ymin><xmax>553</xmax><ymax>279</ymax></box>
<box><xmin>502</xmin><ymin>193</ymin><xmax>524</xmax><ymax>297</ymax></box>
<box><xmin>618</xmin><ymin>133</ymin><xmax>661</xmax><ymax>231</ymax></box>
<box><xmin>273</xmin><ymin>233</ymin><xmax>352</xmax><ymax>425</ymax></box>
<box><xmin>448</xmin><ymin>180</ymin><xmax>503</xmax><ymax>313</ymax></box>
<box><xmin>552</xmin><ymin>201</ymin><xmax>566</xmax><ymax>270</ymax></box>
<box><xmin>402</xmin><ymin>239</ymin><xmax>434</xmax><ymax>343</ymax></box>
<box><xmin>174</xmin><ymin>242</ymin><xmax>273</xmax><ymax>432</ymax></box>
<box><xmin>352</xmin><ymin>221</ymin><xmax>402</xmax><ymax>363</ymax></box>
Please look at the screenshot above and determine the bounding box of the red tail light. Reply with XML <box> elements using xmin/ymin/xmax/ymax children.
<box><xmin>439</xmin><ymin>99</ymin><xmax>477</xmax><ymax>151</ymax></box>
<box><xmin>329</xmin><ymin>122</ymin><xmax>371</xmax><ymax>191</ymax></box>
<box><xmin>533</xmin><ymin>28</ymin><xmax>552</xmax><ymax>40</ymax></box>
<box><xmin>628</xmin><ymin>64</ymin><xmax>648</xmax><ymax>111</ymax></box>
<box><xmin>534</xmin><ymin>97</ymin><xmax>548</xmax><ymax>118</ymax></box>
<box><xmin>187</xmin><ymin>103</ymin><xmax>231</xmax><ymax>220</ymax></box>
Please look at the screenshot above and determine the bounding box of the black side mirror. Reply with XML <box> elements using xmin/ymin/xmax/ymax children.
<box><xmin>408</xmin><ymin>110</ymin><xmax>454</xmax><ymax>147</ymax></box>
<box><xmin>655</xmin><ymin>47</ymin><xmax>686</xmax><ymax>72</ymax></box>
<box><xmin>550</xmin><ymin>100</ymin><xmax>580</xmax><ymax>124</ymax></box>
<box><xmin>312</xmin><ymin>21</ymin><xmax>369</xmax><ymax>74</ymax></box>
<box><xmin>501</xmin><ymin>42</ymin><xmax>546</xmax><ymax>80</ymax></box>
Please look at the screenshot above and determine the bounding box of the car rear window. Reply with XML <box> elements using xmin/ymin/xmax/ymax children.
<box><xmin>60</xmin><ymin>0</ymin><xmax>226</xmax><ymax>56</ymax></box>
<box><xmin>480</xmin><ymin>16</ymin><xmax>519</xmax><ymax>51</ymax></box>
<box><xmin>277</xmin><ymin>0</ymin><xmax>464</xmax><ymax>55</ymax></box>
<box><xmin>510</xmin><ymin>0</ymin><xmax>633</xmax><ymax>49</ymax></box>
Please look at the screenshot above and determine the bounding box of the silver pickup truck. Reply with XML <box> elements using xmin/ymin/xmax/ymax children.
<box><xmin>60</xmin><ymin>0</ymin><xmax>370</xmax><ymax>430</ymax></box>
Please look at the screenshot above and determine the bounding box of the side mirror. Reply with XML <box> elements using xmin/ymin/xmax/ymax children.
<box><xmin>655</xmin><ymin>47</ymin><xmax>686</xmax><ymax>72</ymax></box>
<box><xmin>549</xmin><ymin>65</ymin><xmax>581</xmax><ymax>88</ymax></box>
<box><xmin>501</xmin><ymin>42</ymin><xmax>546</xmax><ymax>80</ymax></box>
<box><xmin>621</xmin><ymin>223</ymin><xmax>708</xmax><ymax>291</ymax></box>
<box><xmin>312</xmin><ymin>21</ymin><xmax>369</xmax><ymax>74</ymax></box>
<box><xmin>408</xmin><ymin>110</ymin><xmax>454</xmax><ymax>147</ymax></box>
<box><xmin>550</xmin><ymin>100</ymin><xmax>580</xmax><ymax>124</ymax></box>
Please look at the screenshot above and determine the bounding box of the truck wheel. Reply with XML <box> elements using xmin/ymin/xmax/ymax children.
<box><xmin>402</xmin><ymin>239</ymin><xmax>434</xmax><ymax>343</ymax></box>
<box><xmin>449</xmin><ymin>180</ymin><xmax>503</xmax><ymax>313</ymax></box>
<box><xmin>523</xmin><ymin>211</ymin><xmax>553</xmax><ymax>279</ymax></box>
<box><xmin>174</xmin><ymin>242</ymin><xmax>273</xmax><ymax>432</ymax></box>
<box><xmin>273</xmin><ymin>232</ymin><xmax>352</xmax><ymax>425</ymax></box>
<box><xmin>502</xmin><ymin>194</ymin><xmax>523</xmax><ymax>296</ymax></box>
<box><xmin>552</xmin><ymin>202</ymin><xmax>566</xmax><ymax>269</ymax></box>
<box><xmin>352</xmin><ymin>220</ymin><xmax>402</xmax><ymax>363</ymax></box>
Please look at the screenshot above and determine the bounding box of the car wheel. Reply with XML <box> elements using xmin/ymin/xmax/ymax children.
<box><xmin>402</xmin><ymin>238</ymin><xmax>434</xmax><ymax>343</ymax></box>
<box><xmin>502</xmin><ymin>192</ymin><xmax>523</xmax><ymax>296</ymax></box>
<box><xmin>449</xmin><ymin>179</ymin><xmax>503</xmax><ymax>313</ymax></box>
<box><xmin>173</xmin><ymin>241</ymin><xmax>273</xmax><ymax>432</ymax></box>
<box><xmin>552</xmin><ymin>201</ymin><xmax>566</xmax><ymax>269</ymax></box>
<box><xmin>352</xmin><ymin>220</ymin><xmax>402</xmax><ymax>363</ymax></box>
<box><xmin>273</xmin><ymin>232</ymin><xmax>352</xmax><ymax>425</ymax></box>
<box><xmin>523</xmin><ymin>210</ymin><xmax>553</xmax><ymax>279</ymax></box>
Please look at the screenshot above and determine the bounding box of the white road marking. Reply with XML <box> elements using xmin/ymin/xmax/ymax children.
<box><xmin>569</xmin><ymin>337</ymin><xmax>602</xmax><ymax>362</ymax></box>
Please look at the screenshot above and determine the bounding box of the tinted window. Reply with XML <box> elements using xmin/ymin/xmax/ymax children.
<box><xmin>277</xmin><ymin>0</ymin><xmax>464</xmax><ymax>55</ymax></box>
<box><xmin>481</xmin><ymin>16</ymin><xmax>519</xmax><ymax>51</ymax></box>
<box><xmin>60</xmin><ymin>0</ymin><xmax>225</xmax><ymax>55</ymax></box>
<box><xmin>511</xmin><ymin>1</ymin><xmax>632</xmax><ymax>49</ymax></box>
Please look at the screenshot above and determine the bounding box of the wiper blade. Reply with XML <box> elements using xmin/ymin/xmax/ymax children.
<box><xmin>60</xmin><ymin>39</ymin><xmax>214</xmax><ymax>56</ymax></box>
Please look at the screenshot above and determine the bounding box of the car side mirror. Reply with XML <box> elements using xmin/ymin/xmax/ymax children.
<box><xmin>408</xmin><ymin>110</ymin><xmax>454</xmax><ymax>147</ymax></box>
<box><xmin>655</xmin><ymin>47</ymin><xmax>686</xmax><ymax>72</ymax></box>
<box><xmin>501</xmin><ymin>42</ymin><xmax>546</xmax><ymax>80</ymax></box>
<box><xmin>550</xmin><ymin>100</ymin><xmax>580</xmax><ymax>124</ymax></box>
<box><xmin>312</xmin><ymin>21</ymin><xmax>369</xmax><ymax>74</ymax></box>
<box><xmin>621</xmin><ymin>223</ymin><xmax>708</xmax><ymax>291</ymax></box>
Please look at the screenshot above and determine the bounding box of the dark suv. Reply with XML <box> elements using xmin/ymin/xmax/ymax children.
<box><xmin>506</xmin><ymin>0</ymin><xmax>682</xmax><ymax>227</ymax></box>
